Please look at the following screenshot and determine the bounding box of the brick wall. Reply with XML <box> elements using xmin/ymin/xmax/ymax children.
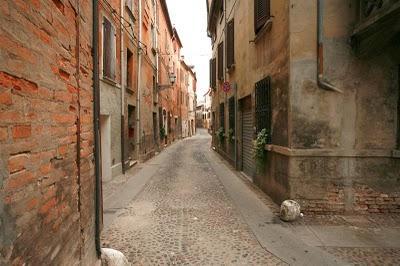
<box><xmin>0</xmin><ymin>1</ymin><xmax>97</xmax><ymax>265</ymax></box>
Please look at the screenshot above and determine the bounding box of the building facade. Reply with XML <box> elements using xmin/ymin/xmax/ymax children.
<box><xmin>0</xmin><ymin>1</ymin><xmax>98</xmax><ymax>264</ymax></box>
<box><xmin>207</xmin><ymin>0</ymin><xmax>400</xmax><ymax>214</ymax></box>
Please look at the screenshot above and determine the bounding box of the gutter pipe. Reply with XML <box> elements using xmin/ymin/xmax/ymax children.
<box><xmin>92</xmin><ymin>0</ymin><xmax>102</xmax><ymax>257</ymax></box>
<box><xmin>317</xmin><ymin>0</ymin><xmax>343</xmax><ymax>94</ymax></box>
<box><xmin>136</xmin><ymin>0</ymin><xmax>142</xmax><ymax>160</ymax></box>
<box><xmin>120</xmin><ymin>0</ymin><xmax>125</xmax><ymax>174</ymax></box>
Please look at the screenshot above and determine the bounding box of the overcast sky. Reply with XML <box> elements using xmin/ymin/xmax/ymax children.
<box><xmin>166</xmin><ymin>0</ymin><xmax>211</xmax><ymax>102</ymax></box>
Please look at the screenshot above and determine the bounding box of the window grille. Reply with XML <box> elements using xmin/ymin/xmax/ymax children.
<box><xmin>255</xmin><ymin>76</ymin><xmax>272</xmax><ymax>143</ymax></box>
<box><xmin>219</xmin><ymin>103</ymin><xmax>225</xmax><ymax>130</ymax></box>
<box><xmin>229</xmin><ymin>97</ymin><xmax>235</xmax><ymax>134</ymax></box>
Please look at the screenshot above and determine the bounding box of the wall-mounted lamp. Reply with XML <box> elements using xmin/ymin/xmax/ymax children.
<box><xmin>158</xmin><ymin>72</ymin><xmax>176</xmax><ymax>90</ymax></box>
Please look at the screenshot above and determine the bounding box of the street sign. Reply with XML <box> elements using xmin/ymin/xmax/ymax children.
<box><xmin>222</xmin><ymin>81</ymin><xmax>231</xmax><ymax>93</ymax></box>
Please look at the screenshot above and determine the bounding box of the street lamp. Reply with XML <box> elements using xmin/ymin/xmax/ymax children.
<box><xmin>158</xmin><ymin>72</ymin><xmax>176</xmax><ymax>90</ymax></box>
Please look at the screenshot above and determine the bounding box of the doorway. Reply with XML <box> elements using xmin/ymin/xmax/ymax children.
<box><xmin>100</xmin><ymin>115</ymin><xmax>112</xmax><ymax>182</ymax></box>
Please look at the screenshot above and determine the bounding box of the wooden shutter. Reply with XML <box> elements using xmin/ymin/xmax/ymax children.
<box><xmin>209</xmin><ymin>59</ymin><xmax>213</xmax><ymax>88</ymax></box>
<box><xmin>254</xmin><ymin>0</ymin><xmax>270</xmax><ymax>34</ymax></box>
<box><xmin>103</xmin><ymin>17</ymin><xmax>115</xmax><ymax>80</ymax></box>
<box><xmin>226</xmin><ymin>20</ymin><xmax>234</xmax><ymax>68</ymax></box>
<box><xmin>212</xmin><ymin>58</ymin><xmax>217</xmax><ymax>89</ymax></box>
<box><xmin>218</xmin><ymin>42</ymin><xmax>224</xmax><ymax>80</ymax></box>
<box><xmin>103</xmin><ymin>17</ymin><xmax>112</xmax><ymax>79</ymax></box>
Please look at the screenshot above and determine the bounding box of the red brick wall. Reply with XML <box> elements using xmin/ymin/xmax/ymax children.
<box><xmin>0</xmin><ymin>1</ymin><xmax>97</xmax><ymax>265</ymax></box>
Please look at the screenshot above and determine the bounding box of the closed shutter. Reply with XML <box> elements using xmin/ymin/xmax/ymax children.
<box><xmin>209</xmin><ymin>59</ymin><xmax>213</xmax><ymax>88</ymax></box>
<box><xmin>226</xmin><ymin>20</ymin><xmax>234</xmax><ymax>68</ymax></box>
<box><xmin>103</xmin><ymin>17</ymin><xmax>115</xmax><ymax>80</ymax></box>
<box><xmin>218</xmin><ymin>42</ymin><xmax>224</xmax><ymax>80</ymax></box>
<box><xmin>242</xmin><ymin>110</ymin><xmax>256</xmax><ymax>178</ymax></box>
<box><xmin>254</xmin><ymin>0</ymin><xmax>270</xmax><ymax>34</ymax></box>
<box><xmin>212</xmin><ymin>58</ymin><xmax>217</xmax><ymax>89</ymax></box>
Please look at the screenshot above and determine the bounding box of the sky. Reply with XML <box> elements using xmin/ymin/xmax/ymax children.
<box><xmin>166</xmin><ymin>0</ymin><xmax>211</xmax><ymax>103</ymax></box>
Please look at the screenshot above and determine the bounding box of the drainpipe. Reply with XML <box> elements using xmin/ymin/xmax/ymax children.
<box><xmin>317</xmin><ymin>0</ymin><xmax>343</xmax><ymax>94</ymax></box>
<box><xmin>92</xmin><ymin>0</ymin><xmax>102</xmax><ymax>257</ymax></box>
<box><xmin>155</xmin><ymin>1</ymin><xmax>160</xmax><ymax>147</ymax></box>
<box><xmin>136</xmin><ymin>0</ymin><xmax>142</xmax><ymax>160</ymax></box>
<box><xmin>120</xmin><ymin>0</ymin><xmax>125</xmax><ymax>174</ymax></box>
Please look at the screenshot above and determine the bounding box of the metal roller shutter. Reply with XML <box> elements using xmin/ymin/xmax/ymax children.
<box><xmin>242</xmin><ymin>111</ymin><xmax>255</xmax><ymax>178</ymax></box>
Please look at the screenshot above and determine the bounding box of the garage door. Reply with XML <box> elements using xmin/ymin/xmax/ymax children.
<box><xmin>242</xmin><ymin>111</ymin><xmax>255</xmax><ymax>178</ymax></box>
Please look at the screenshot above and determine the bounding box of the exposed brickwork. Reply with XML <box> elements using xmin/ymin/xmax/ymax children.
<box><xmin>0</xmin><ymin>1</ymin><xmax>97</xmax><ymax>265</ymax></box>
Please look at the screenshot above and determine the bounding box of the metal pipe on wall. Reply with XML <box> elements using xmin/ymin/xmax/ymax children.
<box><xmin>120</xmin><ymin>0</ymin><xmax>125</xmax><ymax>174</ymax></box>
<box><xmin>92</xmin><ymin>0</ymin><xmax>102</xmax><ymax>257</ymax></box>
<box><xmin>136</xmin><ymin>0</ymin><xmax>143</xmax><ymax>160</ymax></box>
<box><xmin>317</xmin><ymin>0</ymin><xmax>343</xmax><ymax>93</ymax></box>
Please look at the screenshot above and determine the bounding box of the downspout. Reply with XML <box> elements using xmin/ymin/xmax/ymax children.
<box><xmin>136</xmin><ymin>0</ymin><xmax>142</xmax><ymax>160</ymax></box>
<box><xmin>155</xmin><ymin>1</ymin><xmax>160</xmax><ymax>147</ymax></box>
<box><xmin>120</xmin><ymin>0</ymin><xmax>125</xmax><ymax>174</ymax></box>
<box><xmin>92</xmin><ymin>0</ymin><xmax>102</xmax><ymax>257</ymax></box>
<box><xmin>317</xmin><ymin>0</ymin><xmax>343</xmax><ymax>93</ymax></box>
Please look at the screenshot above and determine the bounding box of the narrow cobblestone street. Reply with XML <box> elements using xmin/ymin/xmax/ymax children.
<box><xmin>102</xmin><ymin>129</ymin><xmax>286</xmax><ymax>265</ymax></box>
<box><xmin>101</xmin><ymin>129</ymin><xmax>400</xmax><ymax>265</ymax></box>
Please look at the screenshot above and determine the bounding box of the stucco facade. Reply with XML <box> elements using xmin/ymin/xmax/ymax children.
<box><xmin>207</xmin><ymin>0</ymin><xmax>400</xmax><ymax>214</ymax></box>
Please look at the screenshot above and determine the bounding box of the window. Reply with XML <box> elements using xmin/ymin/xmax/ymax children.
<box><xmin>126</xmin><ymin>48</ymin><xmax>133</xmax><ymax>89</ymax></box>
<box><xmin>226</xmin><ymin>19</ymin><xmax>235</xmax><ymax>69</ymax></box>
<box><xmin>229</xmin><ymin>97</ymin><xmax>235</xmax><ymax>134</ymax></box>
<box><xmin>103</xmin><ymin>17</ymin><xmax>116</xmax><ymax>80</ymax></box>
<box><xmin>254</xmin><ymin>0</ymin><xmax>270</xmax><ymax>34</ymax></box>
<box><xmin>219</xmin><ymin>103</ymin><xmax>225</xmax><ymax>130</ymax></box>
<box><xmin>255</xmin><ymin>77</ymin><xmax>272</xmax><ymax>142</ymax></box>
<box><xmin>210</xmin><ymin>58</ymin><xmax>217</xmax><ymax>89</ymax></box>
<box><xmin>218</xmin><ymin>42</ymin><xmax>224</xmax><ymax>80</ymax></box>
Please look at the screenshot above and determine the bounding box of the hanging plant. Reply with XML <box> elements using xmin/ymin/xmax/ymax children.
<box><xmin>253</xmin><ymin>129</ymin><xmax>269</xmax><ymax>170</ymax></box>
<box><xmin>160</xmin><ymin>127</ymin><xmax>166</xmax><ymax>140</ymax></box>
<box><xmin>216</xmin><ymin>127</ymin><xmax>225</xmax><ymax>145</ymax></box>
<box><xmin>227</xmin><ymin>128</ymin><xmax>235</xmax><ymax>143</ymax></box>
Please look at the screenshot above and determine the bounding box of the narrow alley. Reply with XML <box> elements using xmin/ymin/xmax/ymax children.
<box><xmin>101</xmin><ymin>130</ymin><xmax>400</xmax><ymax>265</ymax></box>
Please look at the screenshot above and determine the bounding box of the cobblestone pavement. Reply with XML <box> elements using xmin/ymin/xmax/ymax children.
<box><xmin>102</xmin><ymin>130</ymin><xmax>286</xmax><ymax>265</ymax></box>
<box><xmin>102</xmin><ymin>129</ymin><xmax>400</xmax><ymax>265</ymax></box>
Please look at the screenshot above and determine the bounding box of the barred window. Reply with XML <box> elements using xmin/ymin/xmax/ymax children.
<box><xmin>219</xmin><ymin>103</ymin><xmax>225</xmax><ymax>130</ymax></box>
<box><xmin>255</xmin><ymin>77</ymin><xmax>272</xmax><ymax>142</ymax></box>
<box><xmin>229</xmin><ymin>97</ymin><xmax>235</xmax><ymax>134</ymax></box>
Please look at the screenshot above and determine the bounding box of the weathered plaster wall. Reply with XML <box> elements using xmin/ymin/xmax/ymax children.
<box><xmin>210</xmin><ymin>0</ymin><xmax>291</xmax><ymax>197</ymax></box>
<box><xmin>0</xmin><ymin>1</ymin><xmax>97</xmax><ymax>264</ymax></box>
<box><xmin>288</xmin><ymin>0</ymin><xmax>400</xmax><ymax>213</ymax></box>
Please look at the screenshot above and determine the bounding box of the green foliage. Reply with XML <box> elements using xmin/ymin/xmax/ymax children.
<box><xmin>160</xmin><ymin>127</ymin><xmax>166</xmax><ymax>139</ymax></box>
<box><xmin>216</xmin><ymin>127</ymin><xmax>225</xmax><ymax>145</ymax></box>
<box><xmin>253</xmin><ymin>129</ymin><xmax>269</xmax><ymax>166</ymax></box>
